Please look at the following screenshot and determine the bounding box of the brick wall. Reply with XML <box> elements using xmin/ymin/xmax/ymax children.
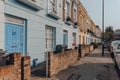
<box><xmin>0</xmin><ymin>65</ymin><xmax>15</xmax><ymax>80</ymax></box>
<box><xmin>0</xmin><ymin>53</ymin><xmax>31</xmax><ymax>80</ymax></box>
<box><xmin>81</xmin><ymin>45</ymin><xmax>94</xmax><ymax>57</ymax></box>
<box><xmin>47</xmin><ymin>45</ymin><xmax>94</xmax><ymax>77</ymax></box>
<box><xmin>47</xmin><ymin>49</ymin><xmax>78</xmax><ymax>77</ymax></box>
<box><xmin>13</xmin><ymin>53</ymin><xmax>22</xmax><ymax>80</ymax></box>
<box><xmin>89</xmin><ymin>45</ymin><xmax>94</xmax><ymax>52</ymax></box>
<box><xmin>21</xmin><ymin>56</ymin><xmax>31</xmax><ymax>80</ymax></box>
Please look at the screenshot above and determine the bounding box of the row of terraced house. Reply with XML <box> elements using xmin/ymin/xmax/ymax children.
<box><xmin>0</xmin><ymin>0</ymin><xmax>101</xmax><ymax>66</ymax></box>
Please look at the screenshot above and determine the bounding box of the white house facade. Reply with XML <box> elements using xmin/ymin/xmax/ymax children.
<box><xmin>0</xmin><ymin>0</ymin><xmax>79</xmax><ymax>66</ymax></box>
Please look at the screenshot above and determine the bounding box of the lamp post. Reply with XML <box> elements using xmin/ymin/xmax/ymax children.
<box><xmin>102</xmin><ymin>0</ymin><xmax>104</xmax><ymax>56</ymax></box>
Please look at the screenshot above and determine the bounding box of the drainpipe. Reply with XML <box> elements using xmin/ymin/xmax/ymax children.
<box><xmin>45</xmin><ymin>49</ymin><xmax>49</xmax><ymax>77</ymax></box>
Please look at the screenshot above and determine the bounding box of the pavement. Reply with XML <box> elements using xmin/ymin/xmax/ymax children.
<box><xmin>31</xmin><ymin>46</ymin><xmax>120</xmax><ymax>80</ymax></box>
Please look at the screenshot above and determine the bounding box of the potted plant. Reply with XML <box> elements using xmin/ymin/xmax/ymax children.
<box><xmin>62</xmin><ymin>45</ymin><xmax>68</xmax><ymax>51</ymax></box>
<box><xmin>54</xmin><ymin>45</ymin><xmax>63</xmax><ymax>53</ymax></box>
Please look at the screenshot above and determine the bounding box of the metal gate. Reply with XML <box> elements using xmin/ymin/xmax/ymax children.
<box><xmin>5</xmin><ymin>23</ymin><xmax>23</xmax><ymax>53</ymax></box>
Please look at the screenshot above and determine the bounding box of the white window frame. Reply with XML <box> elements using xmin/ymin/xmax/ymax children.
<box><xmin>66</xmin><ymin>1</ymin><xmax>71</xmax><ymax>17</ymax></box>
<box><xmin>73</xmin><ymin>33</ymin><xmax>76</xmax><ymax>44</ymax></box>
<box><xmin>50</xmin><ymin>0</ymin><xmax>57</xmax><ymax>14</ymax></box>
<box><xmin>47</xmin><ymin>0</ymin><xmax>61</xmax><ymax>19</ymax></box>
<box><xmin>81</xmin><ymin>16</ymin><xmax>83</xmax><ymax>28</ymax></box>
<box><xmin>74</xmin><ymin>9</ymin><xmax>77</xmax><ymax>21</ymax></box>
<box><xmin>63</xmin><ymin>30</ymin><xmax>68</xmax><ymax>46</ymax></box>
<box><xmin>73</xmin><ymin>5</ymin><xmax>77</xmax><ymax>22</ymax></box>
<box><xmin>46</xmin><ymin>26</ymin><xmax>55</xmax><ymax>51</ymax></box>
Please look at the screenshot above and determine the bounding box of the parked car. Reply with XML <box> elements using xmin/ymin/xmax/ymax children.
<box><xmin>111</xmin><ymin>40</ymin><xmax>120</xmax><ymax>69</ymax></box>
<box><xmin>110</xmin><ymin>40</ymin><xmax>120</xmax><ymax>53</ymax></box>
<box><xmin>114</xmin><ymin>44</ymin><xmax>120</xmax><ymax>69</ymax></box>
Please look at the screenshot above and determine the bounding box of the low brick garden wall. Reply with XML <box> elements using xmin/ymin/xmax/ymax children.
<box><xmin>21</xmin><ymin>56</ymin><xmax>31</xmax><ymax>80</ymax></box>
<box><xmin>0</xmin><ymin>53</ymin><xmax>30</xmax><ymax>80</ymax></box>
<box><xmin>47</xmin><ymin>45</ymin><xmax>94</xmax><ymax>77</ymax></box>
<box><xmin>89</xmin><ymin>45</ymin><xmax>94</xmax><ymax>52</ymax></box>
<box><xmin>47</xmin><ymin>49</ymin><xmax>78</xmax><ymax>77</ymax></box>
<box><xmin>0</xmin><ymin>65</ymin><xmax>16</xmax><ymax>80</ymax></box>
<box><xmin>81</xmin><ymin>45</ymin><xmax>94</xmax><ymax>57</ymax></box>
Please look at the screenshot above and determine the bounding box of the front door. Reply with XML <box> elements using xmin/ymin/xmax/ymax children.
<box><xmin>5</xmin><ymin>23</ymin><xmax>23</xmax><ymax>53</ymax></box>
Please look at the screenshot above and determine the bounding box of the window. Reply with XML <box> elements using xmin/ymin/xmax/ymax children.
<box><xmin>63</xmin><ymin>30</ymin><xmax>68</xmax><ymax>46</ymax></box>
<box><xmin>73</xmin><ymin>33</ymin><xmax>76</xmax><ymax>46</ymax></box>
<box><xmin>80</xmin><ymin>16</ymin><xmax>83</xmax><ymax>27</ymax></box>
<box><xmin>79</xmin><ymin>35</ymin><xmax>81</xmax><ymax>44</ymax></box>
<box><xmin>73</xmin><ymin>9</ymin><xmax>77</xmax><ymax>21</ymax></box>
<box><xmin>86</xmin><ymin>37</ymin><xmax>88</xmax><ymax>45</ymax></box>
<box><xmin>66</xmin><ymin>2</ymin><xmax>71</xmax><ymax>17</ymax></box>
<box><xmin>49</xmin><ymin>0</ymin><xmax>57</xmax><ymax>14</ymax></box>
<box><xmin>83</xmin><ymin>36</ymin><xmax>85</xmax><ymax>44</ymax></box>
<box><xmin>88</xmin><ymin>37</ymin><xmax>90</xmax><ymax>45</ymax></box>
<box><xmin>46</xmin><ymin>26</ymin><xmax>56</xmax><ymax>51</ymax></box>
<box><xmin>52</xmin><ymin>0</ymin><xmax>57</xmax><ymax>14</ymax></box>
<box><xmin>48</xmin><ymin>0</ymin><xmax>60</xmax><ymax>19</ymax></box>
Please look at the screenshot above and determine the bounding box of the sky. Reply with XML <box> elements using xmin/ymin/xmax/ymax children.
<box><xmin>80</xmin><ymin>0</ymin><xmax>120</xmax><ymax>30</ymax></box>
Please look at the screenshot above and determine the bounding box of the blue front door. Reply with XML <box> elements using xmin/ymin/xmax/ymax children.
<box><xmin>5</xmin><ymin>23</ymin><xmax>23</xmax><ymax>53</ymax></box>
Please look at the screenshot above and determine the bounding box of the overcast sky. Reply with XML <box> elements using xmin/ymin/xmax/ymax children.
<box><xmin>80</xmin><ymin>0</ymin><xmax>120</xmax><ymax>30</ymax></box>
